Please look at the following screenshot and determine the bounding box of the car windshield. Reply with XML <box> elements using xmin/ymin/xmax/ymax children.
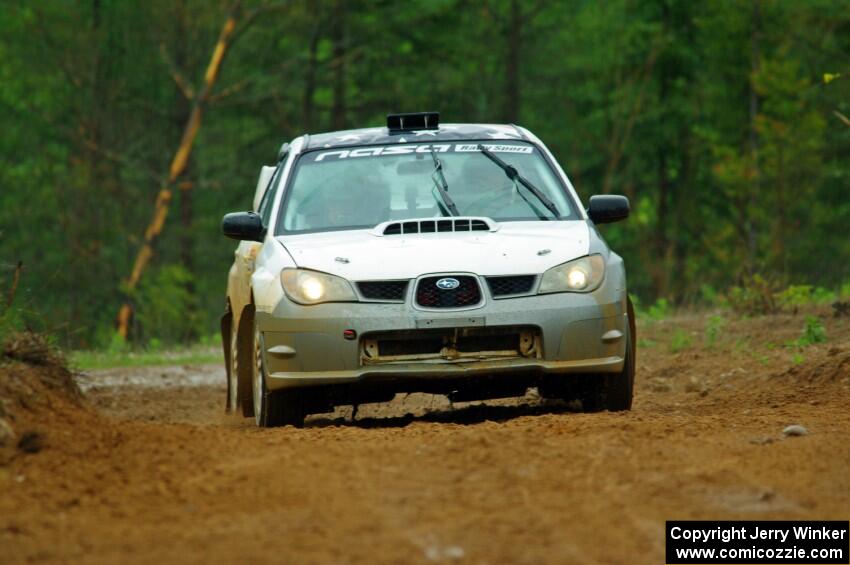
<box><xmin>276</xmin><ymin>140</ymin><xmax>577</xmax><ymax>234</ymax></box>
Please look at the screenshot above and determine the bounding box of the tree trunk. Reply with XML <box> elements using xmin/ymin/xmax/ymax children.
<box><xmin>330</xmin><ymin>0</ymin><xmax>347</xmax><ymax>130</ymax></box>
<box><xmin>302</xmin><ymin>0</ymin><xmax>320</xmax><ymax>131</ymax></box>
<box><xmin>746</xmin><ymin>0</ymin><xmax>762</xmax><ymax>273</ymax></box>
<box><xmin>652</xmin><ymin>0</ymin><xmax>671</xmax><ymax>298</ymax></box>
<box><xmin>600</xmin><ymin>47</ymin><xmax>659</xmax><ymax>194</ymax></box>
<box><xmin>6</xmin><ymin>261</ymin><xmax>23</xmax><ymax>309</ymax></box>
<box><xmin>173</xmin><ymin>0</ymin><xmax>196</xmax><ymax>285</ymax></box>
<box><xmin>503</xmin><ymin>0</ymin><xmax>521</xmax><ymax>123</ymax></box>
<box><xmin>116</xmin><ymin>3</ymin><xmax>241</xmax><ymax>339</ymax></box>
<box><xmin>654</xmin><ymin>148</ymin><xmax>670</xmax><ymax>296</ymax></box>
<box><xmin>70</xmin><ymin>0</ymin><xmax>107</xmax><ymax>338</ymax></box>
<box><xmin>774</xmin><ymin>142</ymin><xmax>786</xmax><ymax>275</ymax></box>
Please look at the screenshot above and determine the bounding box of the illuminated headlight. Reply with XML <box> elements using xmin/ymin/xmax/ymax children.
<box><xmin>538</xmin><ymin>255</ymin><xmax>605</xmax><ymax>294</ymax></box>
<box><xmin>280</xmin><ymin>268</ymin><xmax>357</xmax><ymax>305</ymax></box>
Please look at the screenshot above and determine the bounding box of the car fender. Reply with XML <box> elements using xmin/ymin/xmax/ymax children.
<box><xmin>251</xmin><ymin>238</ymin><xmax>295</xmax><ymax>314</ymax></box>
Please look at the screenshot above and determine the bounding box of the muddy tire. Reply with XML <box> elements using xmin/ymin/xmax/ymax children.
<box><xmin>579</xmin><ymin>297</ymin><xmax>636</xmax><ymax>412</ymax></box>
<box><xmin>226</xmin><ymin>320</ymin><xmax>239</xmax><ymax>413</ymax></box>
<box><xmin>221</xmin><ymin>306</ymin><xmax>237</xmax><ymax>414</ymax></box>
<box><xmin>578</xmin><ymin>379</ymin><xmax>606</xmax><ymax>412</ymax></box>
<box><xmin>235</xmin><ymin>307</ymin><xmax>256</xmax><ymax>417</ymax></box>
<box><xmin>603</xmin><ymin>326</ymin><xmax>634</xmax><ymax>411</ymax></box>
<box><xmin>258</xmin><ymin>390</ymin><xmax>306</xmax><ymax>428</ymax></box>
<box><xmin>253</xmin><ymin>329</ymin><xmax>305</xmax><ymax>428</ymax></box>
<box><xmin>604</xmin><ymin>297</ymin><xmax>636</xmax><ymax>411</ymax></box>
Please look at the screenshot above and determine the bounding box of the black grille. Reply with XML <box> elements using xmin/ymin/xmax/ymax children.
<box><xmin>416</xmin><ymin>276</ymin><xmax>481</xmax><ymax>308</ymax></box>
<box><xmin>357</xmin><ymin>280</ymin><xmax>409</xmax><ymax>301</ymax></box>
<box><xmin>487</xmin><ymin>275</ymin><xmax>536</xmax><ymax>297</ymax></box>
<box><xmin>383</xmin><ymin>218</ymin><xmax>491</xmax><ymax>236</ymax></box>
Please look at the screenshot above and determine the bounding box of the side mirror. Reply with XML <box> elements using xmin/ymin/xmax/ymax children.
<box><xmin>222</xmin><ymin>211</ymin><xmax>266</xmax><ymax>242</ymax></box>
<box><xmin>587</xmin><ymin>195</ymin><xmax>630</xmax><ymax>224</ymax></box>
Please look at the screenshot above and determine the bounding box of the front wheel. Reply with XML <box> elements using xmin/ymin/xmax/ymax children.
<box><xmin>602</xmin><ymin>319</ymin><xmax>635</xmax><ymax>411</ymax></box>
<box><xmin>252</xmin><ymin>327</ymin><xmax>305</xmax><ymax>428</ymax></box>
<box><xmin>579</xmin><ymin>297</ymin><xmax>636</xmax><ymax>412</ymax></box>
<box><xmin>235</xmin><ymin>307</ymin><xmax>256</xmax><ymax>417</ymax></box>
<box><xmin>226</xmin><ymin>321</ymin><xmax>239</xmax><ymax>413</ymax></box>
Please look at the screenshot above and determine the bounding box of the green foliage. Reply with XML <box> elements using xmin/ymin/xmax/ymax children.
<box><xmin>699</xmin><ymin>285</ymin><xmax>721</xmax><ymax>307</ymax></box>
<box><xmin>0</xmin><ymin>308</ymin><xmax>22</xmax><ymax>349</ymax></box>
<box><xmin>798</xmin><ymin>316</ymin><xmax>827</xmax><ymax>347</ymax></box>
<box><xmin>106</xmin><ymin>331</ymin><xmax>129</xmax><ymax>354</ymax></box>
<box><xmin>811</xmin><ymin>287</ymin><xmax>836</xmax><ymax>305</ymax></box>
<box><xmin>670</xmin><ymin>329</ymin><xmax>692</xmax><ymax>353</ymax></box>
<box><xmin>646</xmin><ymin>298</ymin><xmax>671</xmax><ymax>321</ymax></box>
<box><xmin>134</xmin><ymin>265</ymin><xmax>203</xmax><ymax>346</ymax></box>
<box><xmin>633</xmin><ymin>296</ymin><xmax>670</xmax><ymax>322</ymax></box>
<box><xmin>637</xmin><ymin>338</ymin><xmax>657</xmax><ymax>349</ymax></box>
<box><xmin>0</xmin><ymin>1</ymin><xmax>848</xmax><ymax>348</ymax></box>
<box><xmin>0</xmin><ymin>274</ymin><xmax>26</xmax><ymax>349</ymax></box>
<box><xmin>71</xmin><ymin>344</ymin><xmax>221</xmax><ymax>370</ymax></box>
<box><xmin>727</xmin><ymin>275</ymin><xmax>779</xmax><ymax>316</ymax></box>
<box><xmin>704</xmin><ymin>315</ymin><xmax>726</xmax><ymax>348</ymax></box>
<box><xmin>775</xmin><ymin>285</ymin><xmax>814</xmax><ymax>311</ymax></box>
<box><xmin>784</xmin><ymin>315</ymin><xmax>827</xmax><ymax>351</ymax></box>
<box><xmin>197</xmin><ymin>333</ymin><xmax>220</xmax><ymax>347</ymax></box>
<box><xmin>783</xmin><ymin>315</ymin><xmax>826</xmax><ymax>365</ymax></box>
<box><xmin>775</xmin><ymin>285</ymin><xmax>837</xmax><ymax>312</ymax></box>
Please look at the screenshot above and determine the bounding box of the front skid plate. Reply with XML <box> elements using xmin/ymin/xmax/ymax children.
<box><xmin>265</xmin><ymin>355</ymin><xmax>624</xmax><ymax>390</ymax></box>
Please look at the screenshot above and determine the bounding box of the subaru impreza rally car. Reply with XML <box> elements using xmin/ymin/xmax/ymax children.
<box><xmin>221</xmin><ymin>112</ymin><xmax>634</xmax><ymax>427</ymax></box>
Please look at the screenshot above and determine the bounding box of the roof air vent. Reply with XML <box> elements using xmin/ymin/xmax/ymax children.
<box><xmin>387</xmin><ymin>112</ymin><xmax>440</xmax><ymax>133</ymax></box>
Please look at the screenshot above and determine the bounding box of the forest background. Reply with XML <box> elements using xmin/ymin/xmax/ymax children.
<box><xmin>1</xmin><ymin>0</ymin><xmax>848</xmax><ymax>349</ymax></box>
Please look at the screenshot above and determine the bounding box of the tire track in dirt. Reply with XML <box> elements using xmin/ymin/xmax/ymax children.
<box><xmin>2</xmin><ymin>313</ymin><xmax>849</xmax><ymax>563</ymax></box>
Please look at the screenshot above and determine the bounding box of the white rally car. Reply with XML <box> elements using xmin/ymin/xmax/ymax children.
<box><xmin>222</xmin><ymin>112</ymin><xmax>634</xmax><ymax>427</ymax></box>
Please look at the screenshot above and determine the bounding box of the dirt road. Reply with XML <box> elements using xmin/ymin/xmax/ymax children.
<box><xmin>2</xmin><ymin>312</ymin><xmax>849</xmax><ymax>563</ymax></box>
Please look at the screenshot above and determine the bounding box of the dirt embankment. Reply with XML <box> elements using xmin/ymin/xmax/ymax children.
<box><xmin>1</xmin><ymin>312</ymin><xmax>849</xmax><ymax>564</ymax></box>
<box><xmin>0</xmin><ymin>333</ymin><xmax>83</xmax><ymax>465</ymax></box>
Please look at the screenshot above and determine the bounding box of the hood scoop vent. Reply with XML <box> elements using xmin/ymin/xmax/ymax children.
<box><xmin>374</xmin><ymin>217</ymin><xmax>498</xmax><ymax>237</ymax></box>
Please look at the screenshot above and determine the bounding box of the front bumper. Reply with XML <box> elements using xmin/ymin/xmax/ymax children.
<box><xmin>255</xmin><ymin>279</ymin><xmax>628</xmax><ymax>391</ymax></box>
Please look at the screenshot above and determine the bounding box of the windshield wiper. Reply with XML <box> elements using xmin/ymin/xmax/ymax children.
<box><xmin>477</xmin><ymin>144</ymin><xmax>559</xmax><ymax>219</ymax></box>
<box><xmin>429</xmin><ymin>148</ymin><xmax>459</xmax><ymax>216</ymax></box>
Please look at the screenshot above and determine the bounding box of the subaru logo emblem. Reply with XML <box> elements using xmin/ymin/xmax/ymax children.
<box><xmin>435</xmin><ymin>277</ymin><xmax>460</xmax><ymax>290</ymax></box>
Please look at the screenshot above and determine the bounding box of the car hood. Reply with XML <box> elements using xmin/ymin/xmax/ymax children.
<box><xmin>276</xmin><ymin>221</ymin><xmax>591</xmax><ymax>280</ymax></box>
